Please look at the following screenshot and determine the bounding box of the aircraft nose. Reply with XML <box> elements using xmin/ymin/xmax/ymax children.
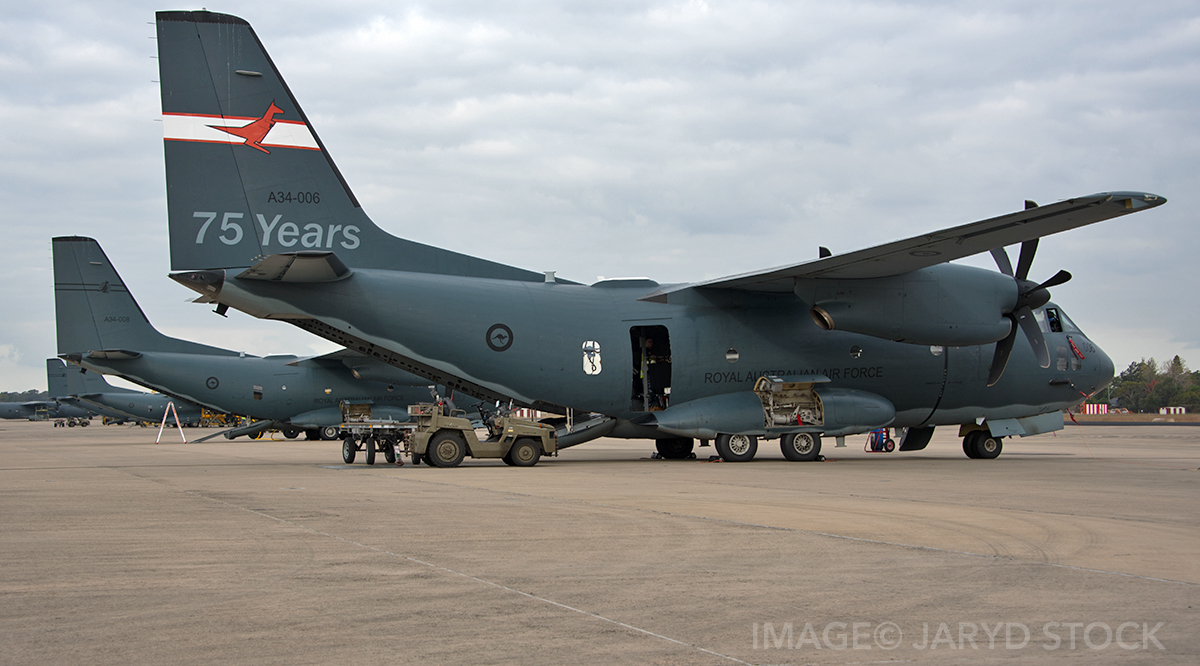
<box><xmin>1092</xmin><ymin>342</ymin><xmax>1115</xmax><ymax>392</ymax></box>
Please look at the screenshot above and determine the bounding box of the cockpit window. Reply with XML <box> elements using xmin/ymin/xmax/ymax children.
<box><xmin>1058</xmin><ymin>310</ymin><xmax>1082</xmax><ymax>333</ymax></box>
<box><xmin>1034</xmin><ymin>308</ymin><xmax>1049</xmax><ymax>333</ymax></box>
<box><xmin>1045</xmin><ymin>307</ymin><xmax>1063</xmax><ymax>333</ymax></box>
<box><xmin>1041</xmin><ymin>307</ymin><xmax>1083</xmax><ymax>334</ymax></box>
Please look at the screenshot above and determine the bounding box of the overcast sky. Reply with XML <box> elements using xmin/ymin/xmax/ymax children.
<box><xmin>3</xmin><ymin>1</ymin><xmax>1197</xmax><ymax>392</ymax></box>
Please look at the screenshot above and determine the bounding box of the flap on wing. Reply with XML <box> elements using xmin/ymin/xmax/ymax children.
<box><xmin>237</xmin><ymin>252</ymin><xmax>351</xmax><ymax>282</ymax></box>
<box><xmin>641</xmin><ymin>191</ymin><xmax>1164</xmax><ymax>301</ymax></box>
<box><xmin>85</xmin><ymin>350</ymin><xmax>143</xmax><ymax>360</ymax></box>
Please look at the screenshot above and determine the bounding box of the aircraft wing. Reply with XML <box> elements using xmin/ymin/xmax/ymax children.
<box><xmin>641</xmin><ymin>191</ymin><xmax>1164</xmax><ymax>301</ymax></box>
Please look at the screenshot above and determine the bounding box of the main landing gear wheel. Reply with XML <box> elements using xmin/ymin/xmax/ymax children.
<box><xmin>319</xmin><ymin>426</ymin><xmax>340</xmax><ymax>441</ymax></box>
<box><xmin>428</xmin><ymin>431</ymin><xmax>466</xmax><ymax>468</ymax></box>
<box><xmin>962</xmin><ymin>431</ymin><xmax>981</xmax><ymax>458</ymax></box>
<box><xmin>383</xmin><ymin>438</ymin><xmax>397</xmax><ymax>464</ymax></box>
<box><xmin>342</xmin><ymin>437</ymin><xmax>356</xmax><ymax>464</ymax></box>
<box><xmin>715</xmin><ymin>434</ymin><xmax>757</xmax><ymax>462</ymax></box>
<box><xmin>364</xmin><ymin>436</ymin><xmax>376</xmax><ymax>465</ymax></box>
<box><xmin>976</xmin><ymin>435</ymin><xmax>1003</xmax><ymax>459</ymax></box>
<box><xmin>283</xmin><ymin>427</ymin><xmax>301</xmax><ymax>440</ymax></box>
<box><xmin>963</xmin><ymin>430</ymin><xmax>1001</xmax><ymax>459</ymax></box>
<box><xmin>781</xmin><ymin>433</ymin><xmax>822</xmax><ymax>461</ymax></box>
<box><xmin>508</xmin><ymin>438</ymin><xmax>541</xmax><ymax>467</ymax></box>
<box><xmin>655</xmin><ymin>438</ymin><xmax>695</xmax><ymax>460</ymax></box>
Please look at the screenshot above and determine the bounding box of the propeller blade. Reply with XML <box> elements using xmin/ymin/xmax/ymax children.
<box><xmin>1015</xmin><ymin>306</ymin><xmax>1051</xmax><ymax>368</ymax></box>
<box><xmin>1015</xmin><ymin>239</ymin><xmax>1038</xmax><ymax>280</ymax></box>
<box><xmin>1033</xmin><ymin>269</ymin><xmax>1072</xmax><ymax>292</ymax></box>
<box><xmin>986</xmin><ymin>316</ymin><xmax>1018</xmax><ymax>386</ymax></box>
<box><xmin>990</xmin><ymin>247</ymin><xmax>1014</xmax><ymax>276</ymax></box>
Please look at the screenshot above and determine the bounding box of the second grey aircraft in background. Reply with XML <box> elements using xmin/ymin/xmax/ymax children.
<box><xmin>55</xmin><ymin>236</ymin><xmax>454</xmax><ymax>440</ymax></box>
<box><xmin>48</xmin><ymin>357</ymin><xmax>204</xmax><ymax>425</ymax></box>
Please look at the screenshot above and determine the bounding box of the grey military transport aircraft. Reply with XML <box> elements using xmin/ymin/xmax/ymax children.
<box><xmin>55</xmin><ymin>236</ymin><xmax>454</xmax><ymax>440</ymax></box>
<box><xmin>0</xmin><ymin>399</ymin><xmax>74</xmax><ymax>421</ymax></box>
<box><xmin>48</xmin><ymin>357</ymin><xmax>203</xmax><ymax>425</ymax></box>
<box><xmin>156</xmin><ymin>10</ymin><xmax>1165</xmax><ymax>464</ymax></box>
<box><xmin>0</xmin><ymin>360</ymin><xmax>103</xmax><ymax>421</ymax></box>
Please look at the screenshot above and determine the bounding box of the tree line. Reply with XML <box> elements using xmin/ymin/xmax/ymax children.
<box><xmin>0</xmin><ymin>389</ymin><xmax>50</xmax><ymax>403</ymax></box>
<box><xmin>1096</xmin><ymin>355</ymin><xmax>1199</xmax><ymax>413</ymax></box>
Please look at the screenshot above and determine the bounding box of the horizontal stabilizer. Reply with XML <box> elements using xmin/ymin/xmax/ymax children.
<box><xmin>284</xmin><ymin>348</ymin><xmax>361</xmax><ymax>366</ymax></box>
<box><xmin>85</xmin><ymin>350</ymin><xmax>143</xmax><ymax>360</ymax></box>
<box><xmin>284</xmin><ymin>348</ymin><xmax>431</xmax><ymax>386</ymax></box>
<box><xmin>237</xmin><ymin>252</ymin><xmax>351</xmax><ymax>282</ymax></box>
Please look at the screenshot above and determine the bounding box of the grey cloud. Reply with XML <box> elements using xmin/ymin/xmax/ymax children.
<box><xmin>2</xmin><ymin>0</ymin><xmax>1197</xmax><ymax>389</ymax></box>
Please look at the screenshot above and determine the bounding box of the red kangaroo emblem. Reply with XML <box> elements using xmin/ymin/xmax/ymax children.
<box><xmin>212</xmin><ymin>102</ymin><xmax>284</xmax><ymax>153</ymax></box>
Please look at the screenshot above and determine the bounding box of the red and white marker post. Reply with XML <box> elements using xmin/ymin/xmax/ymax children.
<box><xmin>155</xmin><ymin>401</ymin><xmax>188</xmax><ymax>444</ymax></box>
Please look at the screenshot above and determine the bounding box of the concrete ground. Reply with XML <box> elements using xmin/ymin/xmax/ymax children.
<box><xmin>1</xmin><ymin>420</ymin><xmax>1197</xmax><ymax>665</ymax></box>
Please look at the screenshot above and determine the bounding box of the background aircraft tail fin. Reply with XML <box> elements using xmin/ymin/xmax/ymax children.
<box><xmin>155</xmin><ymin>10</ymin><xmax>542</xmax><ymax>282</ymax></box>
<box><xmin>47</xmin><ymin>358</ymin><xmax>140</xmax><ymax>398</ymax></box>
<box><xmin>46</xmin><ymin>359</ymin><xmax>72</xmax><ymax>399</ymax></box>
<box><xmin>53</xmin><ymin>236</ymin><xmax>238</xmax><ymax>356</ymax></box>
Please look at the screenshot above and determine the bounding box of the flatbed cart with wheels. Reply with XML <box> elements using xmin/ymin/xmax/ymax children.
<box><xmin>340</xmin><ymin>420</ymin><xmax>413</xmax><ymax>465</ymax></box>
<box><xmin>339</xmin><ymin>400</ymin><xmax>414</xmax><ymax>465</ymax></box>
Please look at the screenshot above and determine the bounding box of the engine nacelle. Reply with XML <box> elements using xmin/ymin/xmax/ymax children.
<box><xmin>798</xmin><ymin>263</ymin><xmax>1017</xmax><ymax>346</ymax></box>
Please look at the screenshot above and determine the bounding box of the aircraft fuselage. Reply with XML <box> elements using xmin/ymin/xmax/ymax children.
<box><xmin>184</xmin><ymin>262</ymin><xmax>1113</xmax><ymax>433</ymax></box>
<box><xmin>71</xmin><ymin>352</ymin><xmax>428</xmax><ymax>428</ymax></box>
<box><xmin>68</xmin><ymin>392</ymin><xmax>202</xmax><ymax>425</ymax></box>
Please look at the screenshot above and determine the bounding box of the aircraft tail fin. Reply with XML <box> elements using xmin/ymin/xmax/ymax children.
<box><xmin>47</xmin><ymin>358</ymin><xmax>140</xmax><ymax>398</ymax></box>
<box><xmin>46</xmin><ymin>359</ymin><xmax>71</xmax><ymax>399</ymax></box>
<box><xmin>155</xmin><ymin>10</ymin><xmax>542</xmax><ymax>282</ymax></box>
<box><xmin>53</xmin><ymin>236</ymin><xmax>238</xmax><ymax>356</ymax></box>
